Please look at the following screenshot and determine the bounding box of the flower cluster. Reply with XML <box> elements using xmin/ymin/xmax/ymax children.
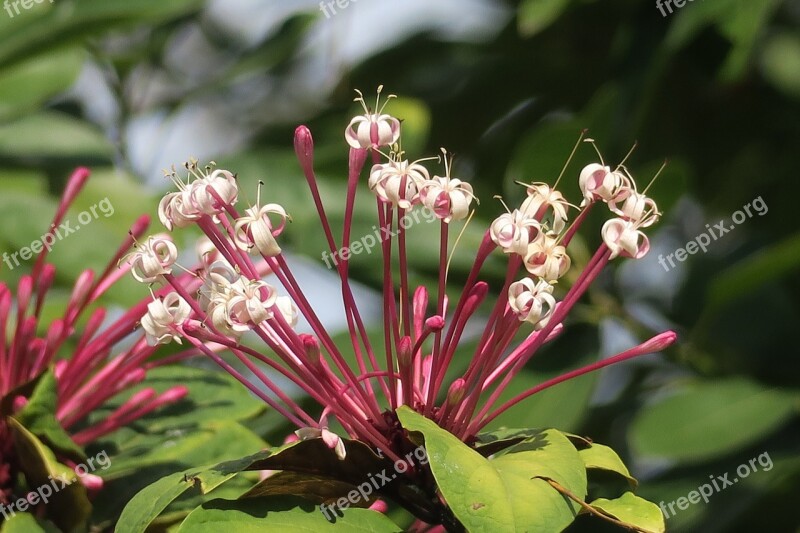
<box><xmin>0</xmin><ymin>169</ymin><xmax>191</xmax><ymax>507</ymax></box>
<box><xmin>490</xmin><ymin>141</ymin><xmax>662</xmax><ymax>332</ymax></box>
<box><xmin>128</xmin><ymin>89</ymin><xmax>675</xmax><ymax>464</ymax></box>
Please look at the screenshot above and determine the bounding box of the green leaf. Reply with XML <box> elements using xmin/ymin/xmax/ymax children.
<box><xmin>0</xmin><ymin>112</ymin><xmax>112</xmax><ymax>160</ymax></box>
<box><xmin>0</xmin><ymin>47</ymin><xmax>84</xmax><ymax>122</ymax></box>
<box><xmin>177</xmin><ymin>496</ymin><xmax>402</xmax><ymax>532</ymax></box>
<box><xmin>242</xmin><ymin>471</ymin><xmax>362</xmax><ymax>504</ymax></box>
<box><xmin>87</xmin><ymin>365</ymin><xmax>266</xmax><ymax>438</ymax></box>
<box><xmin>0</xmin><ymin>512</ymin><xmax>59</xmax><ymax>533</ymax></box>
<box><xmin>518</xmin><ymin>0</ymin><xmax>571</xmax><ymax>38</ymax></box>
<box><xmin>13</xmin><ymin>369</ymin><xmax>86</xmax><ymax>463</ymax></box>
<box><xmin>90</xmin><ymin>420</ymin><xmax>266</xmax><ymax>526</ymax></box>
<box><xmin>115</xmin><ymin>448</ymin><xmax>273</xmax><ymax>533</ymax></box>
<box><xmin>579</xmin><ymin>444</ymin><xmax>637</xmax><ymax>488</ymax></box>
<box><xmin>97</xmin><ymin>419</ymin><xmax>266</xmax><ymax>481</ymax></box>
<box><xmin>760</xmin><ymin>32</ymin><xmax>800</xmax><ymax>99</ymax></box>
<box><xmin>0</xmin><ymin>0</ymin><xmax>204</xmax><ymax>68</ymax></box>
<box><xmin>473</xmin><ymin>427</ymin><xmax>549</xmax><ymax>456</ymax></box>
<box><xmin>7</xmin><ymin>417</ymin><xmax>91</xmax><ymax>532</ymax></box>
<box><xmin>705</xmin><ymin>231</ymin><xmax>800</xmax><ymax>315</ymax></box>
<box><xmin>86</xmin><ymin>366</ymin><xmax>268</xmax><ymax>525</ymax></box>
<box><xmin>588</xmin><ymin>492</ymin><xmax>665</xmax><ymax>533</ymax></box>
<box><xmin>629</xmin><ymin>378</ymin><xmax>796</xmax><ymax>463</ymax></box>
<box><xmin>243</xmin><ymin>437</ymin><xmax>448</xmax><ymax>522</ymax></box>
<box><xmin>397</xmin><ymin>406</ymin><xmax>586</xmax><ymax>532</ymax></box>
<box><xmin>664</xmin><ymin>0</ymin><xmax>782</xmax><ymax>80</ymax></box>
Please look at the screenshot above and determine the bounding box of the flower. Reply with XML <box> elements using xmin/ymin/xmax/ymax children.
<box><xmin>227</xmin><ymin>277</ymin><xmax>277</xmax><ymax>327</ymax></box>
<box><xmin>608</xmin><ymin>187</ymin><xmax>660</xmax><ymax>227</ymax></box>
<box><xmin>508</xmin><ymin>278</ymin><xmax>556</xmax><ymax>328</ymax></box>
<box><xmin>578</xmin><ymin>163</ymin><xmax>629</xmax><ymax>206</ymax></box>
<box><xmin>368</xmin><ymin>158</ymin><xmax>430</xmax><ymax>208</ymax></box>
<box><xmin>0</xmin><ymin>168</ymin><xmax>194</xmax><ymax>509</ymax></box>
<box><xmin>158</xmin><ymin>190</ymin><xmax>199</xmax><ymax>230</ymax></box>
<box><xmin>188</xmin><ymin>169</ymin><xmax>238</xmax><ymax>215</ymax></box>
<box><xmin>133</xmin><ymin>91</ymin><xmax>675</xmax><ymax>493</ymax></box>
<box><xmin>344</xmin><ymin>86</ymin><xmax>401</xmax><ymax>149</ymax></box>
<box><xmin>523</xmin><ymin>232</ymin><xmax>571</xmax><ymax>281</ymax></box>
<box><xmin>158</xmin><ymin>160</ymin><xmax>237</xmax><ymax>229</ymax></box>
<box><xmin>519</xmin><ymin>183</ymin><xmax>570</xmax><ymax>232</ymax></box>
<box><xmin>418</xmin><ymin>152</ymin><xmax>475</xmax><ymax>223</ymax></box>
<box><xmin>141</xmin><ymin>292</ymin><xmax>191</xmax><ymax>345</ymax></box>
<box><xmin>602</xmin><ymin>217</ymin><xmax>651</xmax><ymax>259</ymax></box>
<box><xmin>125</xmin><ymin>234</ymin><xmax>178</xmax><ymax>283</ymax></box>
<box><xmin>234</xmin><ymin>203</ymin><xmax>289</xmax><ymax>258</ymax></box>
<box><xmin>490</xmin><ymin>210</ymin><xmax>542</xmax><ymax>255</ymax></box>
<box><xmin>276</xmin><ymin>295</ymin><xmax>299</xmax><ymax>327</ymax></box>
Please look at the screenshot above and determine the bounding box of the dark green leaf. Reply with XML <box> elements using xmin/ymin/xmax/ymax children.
<box><xmin>177</xmin><ymin>496</ymin><xmax>402</xmax><ymax>532</ymax></box>
<box><xmin>8</xmin><ymin>418</ymin><xmax>91</xmax><ymax>532</ymax></box>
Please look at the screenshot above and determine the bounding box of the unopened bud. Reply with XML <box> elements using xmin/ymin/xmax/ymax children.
<box><xmin>398</xmin><ymin>336</ymin><xmax>413</xmax><ymax>369</ymax></box>
<box><xmin>446</xmin><ymin>378</ymin><xmax>466</xmax><ymax>406</ymax></box>
<box><xmin>294</xmin><ymin>125</ymin><xmax>315</xmax><ymax>171</ymax></box>
<box><xmin>425</xmin><ymin>315</ymin><xmax>445</xmax><ymax>331</ymax></box>
<box><xmin>641</xmin><ymin>330</ymin><xmax>677</xmax><ymax>353</ymax></box>
<box><xmin>301</xmin><ymin>334</ymin><xmax>321</xmax><ymax>368</ymax></box>
<box><xmin>160</xmin><ymin>385</ymin><xmax>190</xmax><ymax>403</ymax></box>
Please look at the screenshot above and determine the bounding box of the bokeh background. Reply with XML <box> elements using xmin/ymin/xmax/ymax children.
<box><xmin>0</xmin><ymin>0</ymin><xmax>798</xmax><ymax>531</ymax></box>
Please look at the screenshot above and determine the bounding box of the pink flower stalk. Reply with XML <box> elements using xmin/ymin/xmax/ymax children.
<box><xmin>134</xmin><ymin>90</ymin><xmax>676</xmax><ymax>463</ymax></box>
<box><xmin>0</xmin><ymin>168</ymin><xmax>193</xmax><ymax>505</ymax></box>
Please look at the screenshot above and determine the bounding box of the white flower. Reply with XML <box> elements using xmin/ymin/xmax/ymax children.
<box><xmin>234</xmin><ymin>203</ymin><xmax>289</xmax><ymax>258</ymax></box>
<box><xmin>207</xmin><ymin>299</ymin><xmax>249</xmax><ymax>339</ymax></box>
<box><xmin>276</xmin><ymin>295</ymin><xmax>299</xmax><ymax>328</ymax></box>
<box><xmin>141</xmin><ymin>292</ymin><xmax>191</xmax><ymax>345</ymax></box>
<box><xmin>227</xmin><ymin>277</ymin><xmax>277</xmax><ymax>327</ymax></box>
<box><xmin>523</xmin><ymin>233</ymin><xmax>571</xmax><ymax>281</ymax></box>
<box><xmin>158</xmin><ymin>190</ymin><xmax>199</xmax><ymax>231</ymax></box>
<box><xmin>188</xmin><ymin>169</ymin><xmax>238</xmax><ymax>215</ymax></box>
<box><xmin>419</xmin><ymin>176</ymin><xmax>475</xmax><ymax>223</ymax></box>
<box><xmin>578</xmin><ymin>163</ymin><xmax>629</xmax><ymax>206</ymax></box>
<box><xmin>204</xmin><ymin>274</ymin><xmax>278</xmax><ymax>338</ymax></box>
<box><xmin>344</xmin><ymin>87</ymin><xmax>400</xmax><ymax>150</ymax></box>
<box><xmin>198</xmin><ymin>261</ymin><xmax>239</xmax><ymax>311</ymax></box>
<box><xmin>490</xmin><ymin>210</ymin><xmax>542</xmax><ymax>255</ymax></box>
<box><xmin>126</xmin><ymin>235</ymin><xmax>178</xmax><ymax>284</ymax></box>
<box><xmin>602</xmin><ymin>218</ymin><xmax>650</xmax><ymax>259</ymax></box>
<box><xmin>519</xmin><ymin>183</ymin><xmax>570</xmax><ymax>232</ymax></box>
<box><xmin>608</xmin><ymin>188</ymin><xmax>660</xmax><ymax>228</ymax></box>
<box><xmin>508</xmin><ymin>278</ymin><xmax>556</xmax><ymax>329</ymax></box>
<box><xmin>158</xmin><ymin>163</ymin><xmax>237</xmax><ymax>229</ymax></box>
<box><xmin>196</xmin><ymin>235</ymin><xmax>224</xmax><ymax>267</ymax></box>
<box><xmin>368</xmin><ymin>159</ymin><xmax>430</xmax><ymax>208</ymax></box>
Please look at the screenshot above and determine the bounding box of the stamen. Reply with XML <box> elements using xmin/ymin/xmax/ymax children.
<box><xmin>553</xmin><ymin>129</ymin><xmax>588</xmax><ymax>189</ymax></box>
<box><xmin>583</xmin><ymin>138</ymin><xmax>606</xmax><ymax>166</ymax></box>
<box><xmin>643</xmin><ymin>159</ymin><xmax>669</xmax><ymax>194</ymax></box>
<box><xmin>615</xmin><ymin>140</ymin><xmax>639</xmax><ymax>172</ymax></box>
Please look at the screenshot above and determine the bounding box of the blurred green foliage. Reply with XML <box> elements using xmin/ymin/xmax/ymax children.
<box><xmin>0</xmin><ymin>0</ymin><xmax>798</xmax><ymax>530</ymax></box>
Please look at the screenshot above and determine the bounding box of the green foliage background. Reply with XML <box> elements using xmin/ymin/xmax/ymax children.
<box><xmin>0</xmin><ymin>0</ymin><xmax>797</xmax><ymax>531</ymax></box>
